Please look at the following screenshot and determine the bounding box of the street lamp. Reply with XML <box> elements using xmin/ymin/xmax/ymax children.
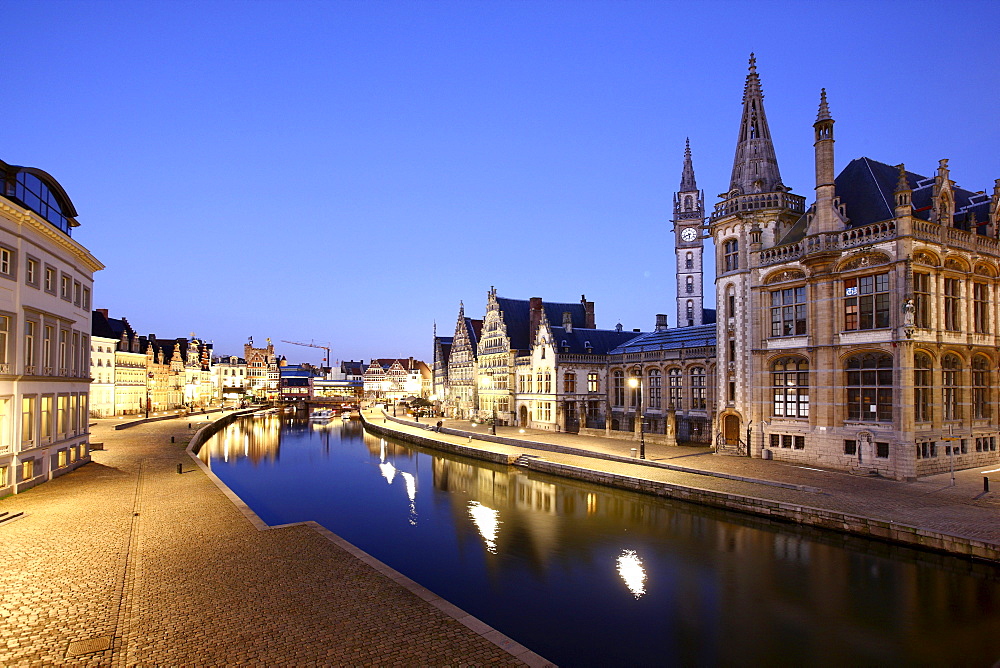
<box><xmin>628</xmin><ymin>369</ymin><xmax>645</xmax><ymax>459</ymax></box>
<box><xmin>145</xmin><ymin>372</ymin><xmax>155</xmax><ymax>419</ymax></box>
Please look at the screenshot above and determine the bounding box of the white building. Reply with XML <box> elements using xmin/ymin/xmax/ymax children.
<box><xmin>1</xmin><ymin>159</ymin><xmax>103</xmax><ymax>494</ymax></box>
<box><xmin>90</xmin><ymin>330</ymin><xmax>117</xmax><ymax>417</ymax></box>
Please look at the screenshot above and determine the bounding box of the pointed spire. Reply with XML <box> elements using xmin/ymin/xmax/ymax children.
<box><xmin>680</xmin><ymin>138</ymin><xmax>697</xmax><ymax>191</ymax></box>
<box><xmin>730</xmin><ymin>54</ymin><xmax>783</xmax><ymax>195</ymax></box>
<box><xmin>817</xmin><ymin>88</ymin><xmax>831</xmax><ymax>121</ymax></box>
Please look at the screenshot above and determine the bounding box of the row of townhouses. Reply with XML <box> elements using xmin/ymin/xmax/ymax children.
<box><xmin>434</xmin><ymin>56</ymin><xmax>1000</xmax><ymax>482</ymax></box>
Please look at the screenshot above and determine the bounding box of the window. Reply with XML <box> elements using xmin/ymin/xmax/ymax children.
<box><xmin>974</xmin><ymin>283</ymin><xmax>989</xmax><ymax>333</ymax></box>
<box><xmin>24</xmin><ymin>320</ymin><xmax>36</xmax><ymax>371</ymax></box>
<box><xmin>612</xmin><ymin>370</ymin><xmax>624</xmax><ymax>406</ymax></box>
<box><xmin>772</xmin><ymin>357</ymin><xmax>809</xmax><ymax>418</ymax></box>
<box><xmin>686</xmin><ymin>301</ymin><xmax>694</xmax><ymax>324</ymax></box>
<box><xmin>944</xmin><ymin>278</ymin><xmax>961</xmax><ymax>331</ymax></box>
<box><xmin>82</xmin><ymin>287</ymin><xmax>91</xmax><ymax>310</ymax></box>
<box><xmin>685</xmin><ymin>252</ymin><xmax>693</xmax><ymax>269</ymax></box>
<box><xmin>686</xmin><ymin>276</ymin><xmax>694</xmax><ymax>293</ymax></box>
<box><xmin>844</xmin><ymin>273</ymin><xmax>889</xmax><ymax>330</ymax></box>
<box><xmin>914</xmin><ymin>352</ymin><xmax>932</xmax><ymax>423</ymax></box>
<box><xmin>668</xmin><ymin>368</ymin><xmax>682</xmax><ymax>410</ymax></box>
<box><xmin>770</xmin><ymin>286</ymin><xmax>807</xmax><ymax>337</ymax></box>
<box><xmin>544</xmin><ymin>372</ymin><xmax>552</xmax><ymax>394</ymax></box>
<box><xmin>846</xmin><ymin>353</ymin><xmax>893</xmax><ymax>422</ymax></box>
<box><xmin>972</xmin><ymin>356</ymin><xmax>990</xmax><ymax>419</ymax></box>
<box><xmin>690</xmin><ymin>366</ymin><xmax>706</xmax><ymax>409</ymax></box>
<box><xmin>587</xmin><ymin>372</ymin><xmax>599</xmax><ymax>393</ymax></box>
<box><xmin>648</xmin><ymin>369</ymin><xmax>661</xmax><ymax>409</ymax></box>
<box><xmin>21</xmin><ymin>458</ymin><xmax>34</xmax><ymax>481</ymax></box>
<box><xmin>44</xmin><ymin>266</ymin><xmax>56</xmax><ymax>294</ymax></box>
<box><xmin>41</xmin><ymin>395</ymin><xmax>53</xmax><ymax>443</ymax></box>
<box><xmin>26</xmin><ymin>257</ymin><xmax>39</xmax><ymax>287</ymax></box>
<box><xmin>60</xmin><ymin>274</ymin><xmax>71</xmax><ymax>300</ymax></box>
<box><xmin>0</xmin><ymin>315</ymin><xmax>9</xmax><ymax>370</ymax></box>
<box><xmin>73</xmin><ymin>281</ymin><xmax>81</xmax><ymax>306</ymax></box>
<box><xmin>0</xmin><ymin>247</ymin><xmax>13</xmax><ymax>278</ymax></box>
<box><xmin>564</xmin><ymin>372</ymin><xmax>576</xmax><ymax>394</ymax></box>
<box><xmin>844</xmin><ymin>440</ymin><xmax>857</xmax><ymax>455</ymax></box>
<box><xmin>943</xmin><ymin>354</ymin><xmax>962</xmax><ymax>421</ymax></box>
<box><xmin>723</xmin><ymin>239</ymin><xmax>739</xmax><ymax>272</ymax></box>
<box><xmin>21</xmin><ymin>395</ymin><xmax>35</xmax><ymax>445</ymax></box>
<box><xmin>913</xmin><ymin>273</ymin><xmax>931</xmax><ymax>328</ymax></box>
<box><xmin>876</xmin><ymin>442</ymin><xmax>889</xmax><ymax>458</ymax></box>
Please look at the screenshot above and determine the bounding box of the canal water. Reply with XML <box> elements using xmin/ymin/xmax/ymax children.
<box><xmin>199</xmin><ymin>415</ymin><xmax>1000</xmax><ymax>666</ymax></box>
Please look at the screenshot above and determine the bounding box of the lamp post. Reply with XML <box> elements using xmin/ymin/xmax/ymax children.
<box><xmin>628</xmin><ymin>368</ymin><xmax>645</xmax><ymax>459</ymax></box>
<box><xmin>145</xmin><ymin>372</ymin><xmax>154</xmax><ymax>419</ymax></box>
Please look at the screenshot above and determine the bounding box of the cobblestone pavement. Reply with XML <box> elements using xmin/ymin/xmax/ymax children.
<box><xmin>379</xmin><ymin>412</ymin><xmax>1000</xmax><ymax>549</ymax></box>
<box><xmin>0</xmin><ymin>414</ymin><xmax>546</xmax><ymax>667</ymax></box>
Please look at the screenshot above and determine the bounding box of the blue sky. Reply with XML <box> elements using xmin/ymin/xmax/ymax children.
<box><xmin>6</xmin><ymin>0</ymin><xmax>999</xmax><ymax>365</ymax></box>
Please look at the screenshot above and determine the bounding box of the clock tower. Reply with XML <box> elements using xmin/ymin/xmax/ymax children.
<box><xmin>672</xmin><ymin>139</ymin><xmax>706</xmax><ymax>327</ymax></box>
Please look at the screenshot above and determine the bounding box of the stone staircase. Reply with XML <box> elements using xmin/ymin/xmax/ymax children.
<box><xmin>715</xmin><ymin>434</ymin><xmax>747</xmax><ymax>457</ymax></box>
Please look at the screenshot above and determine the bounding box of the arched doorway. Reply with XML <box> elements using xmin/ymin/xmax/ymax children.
<box><xmin>519</xmin><ymin>405</ymin><xmax>528</xmax><ymax>426</ymax></box>
<box><xmin>724</xmin><ymin>414</ymin><xmax>741</xmax><ymax>445</ymax></box>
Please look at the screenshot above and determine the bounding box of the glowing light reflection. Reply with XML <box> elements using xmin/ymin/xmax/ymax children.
<box><xmin>468</xmin><ymin>501</ymin><xmax>501</xmax><ymax>554</ymax></box>
<box><xmin>379</xmin><ymin>461</ymin><xmax>396</xmax><ymax>485</ymax></box>
<box><xmin>617</xmin><ymin>549</ymin><xmax>646</xmax><ymax>599</ymax></box>
<box><xmin>401</xmin><ymin>471</ymin><xmax>417</xmax><ymax>525</ymax></box>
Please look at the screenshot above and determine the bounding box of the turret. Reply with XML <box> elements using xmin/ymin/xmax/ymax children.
<box><xmin>894</xmin><ymin>164</ymin><xmax>913</xmax><ymax>236</ymax></box>
<box><xmin>933</xmin><ymin>158</ymin><xmax>954</xmax><ymax>226</ymax></box>
<box><xmin>729</xmin><ymin>53</ymin><xmax>784</xmax><ymax>195</ymax></box>
<box><xmin>807</xmin><ymin>89</ymin><xmax>843</xmax><ymax>235</ymax></box>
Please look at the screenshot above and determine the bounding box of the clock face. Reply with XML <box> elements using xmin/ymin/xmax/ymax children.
<box><xmin>681</xmin><ymin>227</ymin><xmax>698</xmax><ymax>242</ymax></box>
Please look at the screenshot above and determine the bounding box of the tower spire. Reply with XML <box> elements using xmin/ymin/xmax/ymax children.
<box><xmin>729</xmin><ymin>53</ymin><xmax>783</xmax><ymax>195</ymax></box>
<box><xmin>680</xmin><ymin>137</ymin><xmax>697</xmax><ymax>191</ymax></box>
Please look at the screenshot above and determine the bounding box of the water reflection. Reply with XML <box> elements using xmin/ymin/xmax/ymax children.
<box><xmin>198</xmin><ymin>416</ymin><xmax>1000</xmax><ymax>667</ymax></box>
<box><xmin>616</xmin><ymin>549</ymin><xmax>646</xmax><ymax>599</ymax></box>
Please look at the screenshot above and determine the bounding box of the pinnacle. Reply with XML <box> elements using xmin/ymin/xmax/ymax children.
<box><xmin>816</xmin><ymin>88</ymin><xmax>831</xmax><ymax>122</ymax></box>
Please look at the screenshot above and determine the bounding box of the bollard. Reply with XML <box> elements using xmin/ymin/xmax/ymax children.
<box><xmin>176</xmin><ymin>463</ymin><xmax>182</xmax><ymax>474</ymax></box>
<box><xmin>188</xmin><ymin>423</ymin><xmax>192</xmax><ymax>429</ymax></box>
<box><xmin>986</xmin><ymin>477</ymin><xmax>991</xmax><ymax>493</ymax></box>
<box><xmin>631</xmin><ymin>448</ymin><xmax>637</xmax><ymax>458</ymax></box>
<box><xmin>171</xmin><ymin>436</ymin><xmax>175</xmax><ymax>443</ymax></box>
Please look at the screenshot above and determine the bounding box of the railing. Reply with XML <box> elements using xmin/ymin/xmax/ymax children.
<box><xmin>715</xmin><ymin>432</ymin><xmax>747</xmax><ymax>456</ymax></box>
<box><xmin>913</xmin><ymin>221</ymin><xmax>1000</xmax><ymax>254</ymax></box>
<box><xmin>711</xmin><ymin>192</ymin><xmax>806</xmax><ymax>221</ymax></box>
<box><xmin>556</xmin><ymin>353</ymin><xmax>606</xmax><ymax>363</ymax></box>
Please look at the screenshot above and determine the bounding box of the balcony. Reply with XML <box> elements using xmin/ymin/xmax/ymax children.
<box><xmin>711</xmin><ymin>192</ymin><xmax>806</xmax><ymax>222</ymax></box>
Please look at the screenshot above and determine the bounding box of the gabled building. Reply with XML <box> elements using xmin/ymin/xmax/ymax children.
<box><xmin>244</xmin><ymin>338</ymin><xmax>278</xmax><ymax>400</ymax></box>
<box><xmin>516</xmin><ymin>309</ymin><xmax>642</xmax><ymax>432</ymax></box>
<box><xmin>442</xmin><ymin>303</ymin><xmax>482</xmax><ymax>419</ymax></box>
<box><xmin>364</xmin><ymin>358</ymin><xmax>431</xmax><ymax>401</ymax></box>
<box><xmin>213</xmin><ymin>355</ymin><xmax>247</xmax><ymax>405</ymax></box>
<box><xmin>710</xmin><ymin>56</ymin><xmax>1000</xmax><ymax>478</ymax></box>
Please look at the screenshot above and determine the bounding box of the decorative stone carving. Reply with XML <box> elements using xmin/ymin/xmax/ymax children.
<box><xmin>913</xmin><ymin>250</ymin><xmax>938</xmax><ymax>266</ymax></box>
<box><xmin>839</xmin><ymin>252</ymin><xmax>890</xmax><ymax>272</ymax></box>
<box><xmin>764</xmin><ymin>269</ymin><xmax>805</xmax><ymax>285</ymax></box>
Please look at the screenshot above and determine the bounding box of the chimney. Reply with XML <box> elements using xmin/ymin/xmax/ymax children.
<box><xmin>582</xmin><ymin>295</ymin><xmax>595</xmax><ymax>328</ymax></box>
<box><xmin>562</xmin><ymin>311</ymin><xmax>573</xmax><ymax>333</ymax></box>
<box><xmin>97</xmin><ymin>308</ymin><xmax>108</xmax><ymax>318</ymax></box>
<box><xmin>633</xmin><ymin>328</ymin><xmax>641</xmax><ymax>333</ymax></box>
<box><xmin>529</xmin><ymin>297</ymin><xmax>543</xmax><ymax>342</ymax></box>
<box><xmin>655</xmin><ymin>314</ymin><xmax>668</xmax><ymax>331</ymax></box>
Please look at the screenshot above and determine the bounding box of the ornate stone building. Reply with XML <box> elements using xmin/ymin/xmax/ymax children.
<box><xmin>439</xmin><ymin>303</ymin><xmax>482</xmax><ymax>419</ymax></box>
<box><xmin>710</xmin><ymin>55</ymin><xmax>1000</xmax><ymax>479</ymax></box>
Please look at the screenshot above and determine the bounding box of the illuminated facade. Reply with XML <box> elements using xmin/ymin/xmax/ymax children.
<box><xmin>363</xmin><ymin>358</ymin><xmax>431</xmax><ymax>401</ymax></box>
<box><xmin>244</xmin><ymin>338</ymin><xmax>278</xmax><ymax>400</ymax></box>
<box><xmin>711</xmin><ymin>56</ymin><xmax>1000</xmax><ymax>478</ymax></box>
<box><xmin>1</xmin><ymin>159</ymin><xmax>103</xmax><ymax>494</ymax></box>
<box><xmin>440</xmin><ymin>302</ymin><xmax>481</xmax><ymax>419</ymax></box>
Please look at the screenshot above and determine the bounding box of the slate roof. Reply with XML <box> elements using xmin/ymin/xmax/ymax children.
<box><xmin>341</xmin><ymin>360</ymin><xmax>366</xmax><ymax>375</ymax></box>
<box><xmin>92</xmin><ymin>310</ymin><xmax>137</xmax><ymax>342</ymax></box>
<box><xmin>496</xmin><ymin>297</ymin><xmax>588</xmax><ymax>352</ymax></box>
<box><xmin>548</xmin><ymin>326</ymin><xmax>643</xmax><ymax>355</ymax></box>
<box><xmin>609</xmin><ymin>323</ymin><xmax>716</xmax><ymax>355</ymax></box>
<box><xmin>781</xmin><ymin>157</ymin><xmax>993</xmax><ymax>244</ymax></box>
<box><xmin>466</xmin><ymin>318</ymin><xmax>483</xmax><ymax>347</ymax></box>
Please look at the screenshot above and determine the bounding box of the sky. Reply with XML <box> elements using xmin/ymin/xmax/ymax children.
<box><xmin>5</xmin><ymin>0</ymin><xmax>999</xmax><ymax>366</ymax></box>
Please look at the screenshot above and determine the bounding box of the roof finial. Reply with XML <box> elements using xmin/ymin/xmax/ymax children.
<box><xmin>817</xmin><ymin>88</ymin><xmax>831</xmax><ymax>122</ymax></box>
<box><xmin>895</xmin><ymin>164</ymin><xmax>909</xmax><ymax>193</ymax></box>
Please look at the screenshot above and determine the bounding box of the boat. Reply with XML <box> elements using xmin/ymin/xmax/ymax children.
<box><xmin>311</xmin><ymin>409</ymin><xmax>333</xmax><ymax>420</ymax></box>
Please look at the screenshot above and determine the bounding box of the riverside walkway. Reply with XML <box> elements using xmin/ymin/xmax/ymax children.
<box><xmin>0</xmin><ymin>414</ymin><xmax>547</xmax><ymax>667</ymax></box>
<box><xmin>368</xmin><ymin>411</ymin><xmax>1000</xmax><ymax>559</ymax></box>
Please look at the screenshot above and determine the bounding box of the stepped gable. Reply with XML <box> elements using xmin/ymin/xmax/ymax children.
<box><xmin>608</xmin><ymin>323</ymin><xmax>716</xmax><ymax>355</ymax></box>
<box><xmin>495</xmin><ymin>297</ymin><xmax>588</xmax><ymax>352</ymax></box>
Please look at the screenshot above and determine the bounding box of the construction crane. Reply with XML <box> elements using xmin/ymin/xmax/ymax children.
<box><xmin>281</xmin><ymin>340</ymin><xmax>332</xmax><ymax>370</ymax></box>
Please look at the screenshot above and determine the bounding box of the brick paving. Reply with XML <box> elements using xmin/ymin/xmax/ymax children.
<box><xmin>0</xmin><ymin>414</ymin><xmax>546</xmax><ymax>667</ymax></box>
<box><xmin>380</xmin><ymin>412</ymin><xmax>1000</xmax><ymax>550</ymax></box>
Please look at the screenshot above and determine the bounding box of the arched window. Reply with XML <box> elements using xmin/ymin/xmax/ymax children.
<box><xmin>943</xmin><ymin>354</ymin><xmax>962</xmax><ymax>421</ymax></box>
<box><xmin>668</xmin><ymin>368</ymin><xmax>682</xmax><ymax>409</ymax></box>
<box><xmin>612</xmin><ymin>370</ymin><xmax>624</xmax><ymax>407</ymax></box>
<box><xmin>914</xmin><ymin>352</ymin><xmax>932</xmax><ymax>423</ymax></box>
<box><xmin>846</xmin><ymin>353</ymin><xmax>892</xmax><ymax>422</ymax></box>
<box><xmin>684</xmin><ymin>195</ymin><xmax>693</xmax><ymax>211</ymax></box>
<box><xmin>686</xmin><ymin>300</ymin><xmax>694</xmax><ymax>322</ymax></box>
<box><xmin>686</xmin><ymin>276</ymin><xmax>694</xmax><ymax>294</ymax></box>
<box><xmin>648</xmin><ymin>369</ymin><xmax>661</xmax><ymax>409</ymax></box>
<box><xmin>685</xmin><ymin>252</ymin><xmax>693</xmax><ymax>269</ymax></box>
<box><xmin>564</xmin><ymin>371</ymin><xmax>577</xmax><ymax>394</ymax></box>
<box><xmin>972</xmin><ymin>356</ymin><xmax>990</xmax><ymax>419</ymax></box>
<box><xmin>690</xmin><ymin>366</ymin><xmax>706</xmax><ymax>409</ymax></box>
<box><xmin>772</xmin><ymin>357</ymin><xmax>808</xmax><ymax>418</ymax></box>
